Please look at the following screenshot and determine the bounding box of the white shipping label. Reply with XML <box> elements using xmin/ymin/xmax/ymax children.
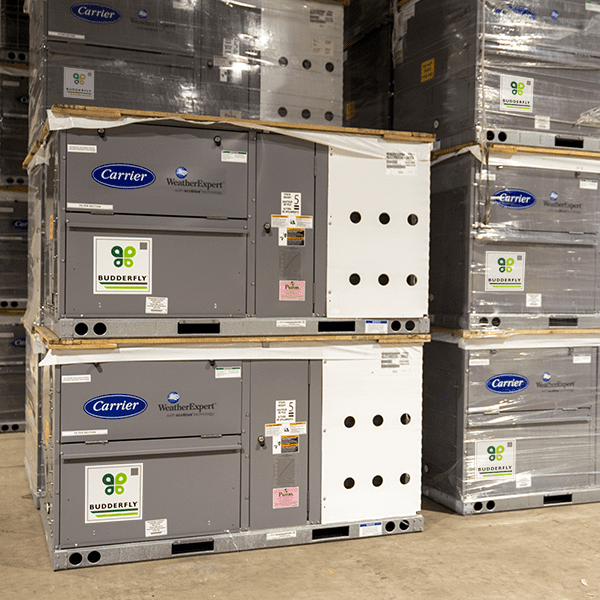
<box><xmin>266</xmin><ymin>530</ymin><xmax>297</xmax><ymax>541</ymax></box>
<box><xmin>516</xmin><ymin>472</ymin><xmax>532</xmax><ymax>488</ymax></box>
<box><xmin>145</xmin><ymin>296</ymin><xmax>168</xmax><ymax>314</ymax></box>
<box><xmin>580</xmin><ymin>179</ymin><xmax>598</xmax><ymax>190</ymax></box>
<box><xmin>475</xmin><ymin>440</ymin><xmax>516</xmax><ymax>481</ymax></box>
<box><xmin>276</xmin><ymin>400</ymin><xmax>295</xmax><ymax>423</ymax></box>
<box><xmin>485</xmin><ymin>252</ymin><xmax>525</xmax><ymax>291</ymax></box>
<box><xmin>0</xmin><ymin>207</ymin><xmax>14</xmax><ymax>213</ymax></box>
<box><xmin>67</xmin><ymin>144</ymin><xmax>97</xmax><ymax>153</ymax></box>
<box><xmin>281</xmin><ymin>192</ymin><xmax>301</xmax><ymax>215</ymax></box>
<box><xmin>573</xmin><ymin>355</ymin><xmax>592</xmax><ymax>364</ymax></box>
<box><xmin>94</xmin><ymin>237</ymin><xmax>152</xmax><ymax>295</ymax></box>
<box><xmin>469</xmin><ymin>358</ymin><xmax>490</xmax><ymax>366</ymax></box>
<box><xmin>381</xmin><ymin>350</ymin><xmax>411</xmax><ymax>372</ymax></box>
<box><xmin>534</xmin><ymin>115</ymin><xmax>550</xmax><ymax>130</ymax></box>
<box><xmin>586</xmin><ymin>1</ymin><xmax>600</xmax><ymax>12</ymax></box>
<box><xmin>476</xmin><ymin>170</ymin><xmax>496</xmax><ymax>181</ymax></box>
<box><xmin>365</xmin><ymin>320</ymin><xmax>388</xmax><ymax>334</ymax></box>
<box><xmin>221</xmin><ymin>150</ymin><xmax>247</xmax><ymax>163</ymax></box>
<box><xmin>62</xmin><ymin>429</ymin><xmax>108</xmax><ymax>437</ymax></box>
<box><xmin>0</xmin><ymin>332</ymin><xmax>13</xmax><ymax>338</ymax></box>
<box><xmin>64</xmin><ymin>67</ymin><xmax>94</xmax><ymax>99</ymax></box>
<box><xmin>312</xmin><ymin>38</ymin><xmax>334</xmax><ymax>56</ymax></box>
<box><xmin>50</xmin><ymin>30</ymin><xmax>85</xmax><ymax>40</ymax></box>
<box><xmin>2</xmin><ymin>80</ymin><xmax>19</xmax><ymax>87</ymax></box>
<box><xmin>386</xmin><ymin>152</ymin><xmax>417</xmax><ymax>175</ymax></box>
<box><xmin>526</xmin><ymin>293</ymin><xmax>542</xmax><ymax>307</ymax></box>
<box><xmin>61</xmin><ymin>374</ymin><xmax>91</xmax><ymax>384</ymax></box>
<box><xmin>359</xmin><ymin>522</ymin><xmax>383</xmax><ymax>537</ymax></box>
<box><xmin>85</xmin><ymin>464</ymin><xmax>143</xmax><ymax>523</ymax></box>
<box><xmin>276</xmin><ymin>319</ymin><xmax>307</xmax><ymax>328</ymax></box>
<box><xmin>500</xmin><ymin>75</ymin><xmax>533</xmax><ymax>112</ymax></box>
<box><xmin>309</xmin><ymin>8</ymin><xmax>335</xmax><ymax>27</ymax></box>
<box><xmin>215</xmin><ymin>366</ymin><xmax>242</xmax><ymax>379</ymax></box>
<box><xmin>145</xmin><ymin>518</ymin><xmax>168</xmax><ymax>537</ymax></box>
<box><xmin>67</xmin><ymin>202</ymin><xmax>113</xmax><ymax>211</ymax></box>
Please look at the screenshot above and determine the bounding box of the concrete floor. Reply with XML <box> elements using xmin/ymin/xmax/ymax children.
<box><xmin>1</xmin><ymin>432</ymin><xmax>597</xmax><ymax>600</ymax></box>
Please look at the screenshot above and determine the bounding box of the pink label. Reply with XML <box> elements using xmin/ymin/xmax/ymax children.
<box><xmin>273</xmin><ymin>487</ymin><xmax>300</xmax><ymax>509</ymax></box>
<box><xmin>279</xmin><ymin>280</ymin><xmax>305</xmax><ymax>301</ymax></box>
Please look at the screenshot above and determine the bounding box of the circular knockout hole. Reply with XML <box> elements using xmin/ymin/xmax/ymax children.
<box><xmin>344</xmin><ymin>416</ymin><xmax>356</xmax><ymax>428</ymax></box>
<box><xmin>93</xmin><ymin>322</ymin><xmax>107</xmax><ymax>336</ymax></box>
<box><xmin>405</xmin><ymin>320</ymin><xmax>415</xmax><ymax>331</ymax></box>
<box><xmin>486</xmin><ymin>501</ymin><xmax>496</xmax><ymax>511</ymax></box>
<box><xmin>74</xmin><ymin>323</ymin><xmax>89</xmax><ymax>336</ymax></box>
<box><xmin>399</xmin><ymin>520</ymin><xmax>410</xmax><ymax>531</ymax></box>
<box><xmin>87</xmin><ymin>550</ymin><xmax>101</xmax><ymax>564</ymax></box>
<box><xmin>69</xmin><ymin>553</ymin><xmax>83</xmax><ymax>566</ymax></box>
<box><xmin>401</xmin><ymin>413</ymin><xmax>411</xmax><ymax>425</ymax></box>
<box><xmin>400</xmin><ymin>473</ymin><xmax>411</xmax><ymax>485</ymax></box>
<box><xmin>325</xmin><ymin>62</ymin><xmax>334</xmax><ymax>72</ymax></box>
<box><xmin>491</xmin><ymin>317</ymin><xmax>501</xmax><ymax>327</ymax></box>
<box><xmin>0</xmin><ymin>301</ymin><xmax>7</xmax><ymax>307</ymax></box>
<box><xmin>6</xmin><ymin>177</ymin><xmax>14</xmax><ymax>184</ymax></box>
<box><xmin>18</xmin><ymin>53</ymin><xmax>26</xmax><ymax>61</ymax></box>
<box><xmin>11</xmin><ymin>424</ymin><xmax>19</xmax><ymax>431</ymax></box>
<box><xmin>324</xmin><ymin>111</ymin><xmax>334</xmax><ymax>121</ymax></box>
<box><xmin>10</xmin><ymin>301</ymin><xmax>18</xmax><ymax>308</ymax></box>
<box><xmin>301</xmin><ymin>109</ymin><xmax>311</xmax><ymax>120</ymax></box>
<box><xmin>349</xmin><ymin>273</ymin><xmax>361</xmax><ymax>286</ymax></box>
<box><xmin>372</xmin><ymin>415</ymin><xmax>384</xmax><ymax>427</ymax></box>
<box><xmin>498</xmin><ymin>131</ymin><xmax>507</xmax><ymax>142</ymax></box>
<box><xmin>486</xmin><ymin>130</ymin><xmax>495</xmax><ymax>141</ymax></box>
<box><xmin>474</xmin><ymin>502</ymin><xmax>483</xmax><ymax>512</ymax></box>
<box><xmin>391</xmin><ymin>320</ymin><xmax>401</xmax><ymax>331</ymax></box>
<box><xmin>302</xmin><ymin>59</ymin><xmax>312</xmax><ymax>70</ymax></box>
<box><xmin>344</xmin><ymin>477</ymin><xmax>355</xmax><ymax>489</ymax></box>
<box><xmin>1</xmin><ymin>424</ymin><xmax>8</xmax><ymax>431</ymax></box>
<box><xmin>378</xmin><ymin>274</ymin><xmax>390</xmax><ymax>286</ymax></box>
<box><xmin>278</xmin><ymin>56</ymin><xmax>288</xmax><ymax>67</ymax></box>
<box><xmin>278</xmin><ymin>107</ymin><xmax>288</xmax><ymax>117</ymax></box>
<box><xmin>17</xmin><ymin>178</ymin><xmax>25</xmax><ymax>185</ymax></box>
<box><xmin>385</xmin><ymin>521</ymin><xmax>396</xmax><ymax>532</ymax></box>
<box><xmin>407</xmin><ymin>214</ymin><xmax>418</xmax><ymax>226</ymax></box>
<box><xmin>8</xmin><ymin>51</ymin><xmax>16</xmax><ymax>60</ymax></box>
<box><xmin>350</xmin><ymin>211</ymin><xmax>362</xmax><ymax>223</ymax></box>
<box><xmin>479</xmin><ymin>317</ymin><xmax>489</xmax><ymax>324</ymax></box>
<box><xmin>407</xmin><ymin>274</ymin><xmax>417</xmax><ymax>286</ymax></box>
<box><xmin>372</xmin><ymin>475</ymin><xmax>383</xmax><ymax>487</ymax></box>
<box><xmin>379</xmin><ymin>212</ymin><xmax>390</xmax><ymax>225</ymax></box>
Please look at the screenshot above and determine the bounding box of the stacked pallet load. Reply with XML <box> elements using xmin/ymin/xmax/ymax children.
<box><xmin>394</xmin><ymin>0</ymin><xmax>600</xmax><ymax>514</ymax></box>
<box><xmin>0</xmin><ymin>0</ymin><xmax>29</xmax><ymax>432</ymax></box>
<box><xmin>23</xmin><ymin>102</ymin><xmax>433</xmax><ymax>569</ymax></box>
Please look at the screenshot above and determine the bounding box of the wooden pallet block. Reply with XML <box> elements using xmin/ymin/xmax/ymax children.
<box><xmin>432</xmin><ymin>326</ymin><xmax>600</xmax><ymax>339</ymax></box>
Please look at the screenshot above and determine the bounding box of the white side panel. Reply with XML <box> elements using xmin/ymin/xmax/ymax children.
<box><xmin>321</xmin><ymin>347</ymin><xmax>423</xmax><ymax>524</ymax></box>
<box><xmin>258</xmin><ymin>0</ymin><xmax>343</xmax><ymax>126</ymax></box>
<box><xmin>326</xmin><ymin>142</ymin><xmax>430</xmax><ymax>318</ymax></box>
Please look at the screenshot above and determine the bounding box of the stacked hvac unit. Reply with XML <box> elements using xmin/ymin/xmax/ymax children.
<box><xmin>23</xmin><ymin>0</ymin><xmax>434</xmax><ymax>570</ymax></box>
<box><xmin>0</xmin><ymin>0</ymin><xmax>28</xmax><ymax>433</ymax></box>
<box><xmin>394</xmin><ymin>0</ymin><xmax>600</xmax><ymax>514</ymax></box>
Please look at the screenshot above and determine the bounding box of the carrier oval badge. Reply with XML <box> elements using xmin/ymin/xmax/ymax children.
<box><xmin>485</xmin><ymin>374</ymin><xmax>529</xmax><ymax>394</ymax></box>
<box><xmin>71</xmin><ymin>3</ymin><xmax>122</xmax><ymax>24</ymax></box>
<box><xmin>84</xmin><ymin>394</ymin><xmax>148</xmax><ymax>419</ymax></box>
<box><xmin>11</xmin><ymin>219</ymin><xmax>27</xmax><ymax>231</ymax></box>
<box><xmin>91</xmin><ymin>163</ymin><xmax>155</xmax><ymax>189</ymax></box>
<box><xmin>11</xmin><ymin>337</ymin><xmax>26</xmax><ymax>348</ymax></box>
<box><xmin>492</xmin><ymin>189</ymin><xmax>536</xmax><ymax>209</ymax></box>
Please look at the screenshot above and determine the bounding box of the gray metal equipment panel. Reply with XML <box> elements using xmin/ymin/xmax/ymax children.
<box><xmin>58</xmin><ymin>437</ymin><xmax>242</xmax><ymax>547</ymax></box>
<box><xmin>61</xmin><ymin>213</ymin><xmax>247</xmax><ymax>319</ymax></box>
<box><xmin>63</xmin><ymin>126</ymin><xmax>250</xmax><ymax>219</ymax></box>
<box><xmin>0</xmin><ymin>239</ymin><xmax>27</xmax><ymax>300</ymax></box>
<box><xmin>57</xmin><ymin>360</ymin><xmax>244</xmax><ymax>443</ymax></box>
<box><xmin>254</xmin><ymin>134</ymin><xmax>317</xmax><ymax>318</ymax></box>
<box><xmin>0</xmin><ymin>318</ymin><xmax>25</xmax><ymax>363</ymax></box>
<box><xmin>0</xmin><ymin>363</ymin><xmax>25</xmax><ymax>423</ymax></box>
<box><xmin>249</xmin><ymin>360</ymin><xmax>311</xmax><ymax>530</ymax></box>
<box><xmin>40</xmin><ymin>0</ymin><xmax>195</xmax><ymax>56</ymax></box>
<box><xmin>0</xmin><ymin>197</ymin><xmax>27</xmax><ymax>237</ymax></box>
<box><xmin>0</xmin><ymin>71</ymin><xmax>28</xmax><ymax>118</ymax></box>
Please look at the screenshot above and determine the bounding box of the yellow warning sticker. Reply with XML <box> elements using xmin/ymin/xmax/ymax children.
<box><xmin>421</xmin><ymin>58</ymin><xmax>435</xmax><ymax>82</ymax></box>
<box><xmin>345</xmin><ymin>101</ymin><xmax>356</xmax><ymax>120</ymax></box>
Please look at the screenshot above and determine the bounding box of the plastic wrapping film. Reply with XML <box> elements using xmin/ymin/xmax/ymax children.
<box><xmin>429</xmin><ymin>145</ymin><xmax>600</xmax><ymax>331</ymax></box>
<box><xmin>423</xmin><ymin>337</ymin><xmax>600</xmax><ymax>513</ymax></box>
<box><xmin>24</xmin><ymin>327</ymin><xmax>43</xmax><ymax>500</ymax></box>
<box><xmin>344</xmin><ymin>0</ymin><xmax>393</xmax><ymax>47</ymax></box>
<box><xmin>27</xmin><ymin>0</ymin><xmax>344</xmax><ymax>147</ymax></box>
<box><xmin>0</xmin><ymin>0</ymin><xmax>29</xmax><ymax>52</ymax></box>
<box><xmin>0</xmin><ymin>315</ymin><xmax>26</xmax><ymax>428</ymax></box>
<box><xmin>23</xmin><ymin>160</ymin><xmax>42</xmax><ymax>332</ymax></box>
<box><xmin>343</xmin><ymin>22</ymin><xmax>393</xmax><ymax>130</ymax></box>
<box><xmin>0</xmin><ymin>68</ymin><xmax>29</xmax><ymax>118</ymax></box>
<box><xmin>0</xmin><ymin>116</ymin><xmax>28</xmax><ymax>183</ymax></box>
<box><xmin>393</xmin><ymin>0</ymin><xmax>600</xmax><ymax>148</ymax></box>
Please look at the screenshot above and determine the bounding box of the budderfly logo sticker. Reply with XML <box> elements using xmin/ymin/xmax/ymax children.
<box><xmin>112</xmin><ymin>245</ymin><xmax>136</xmax><ymax>268</ymax></box>
<box><xmin>487</xmin><ymin>444</ymin><xmax>505</xmax><ymax>462</ymax></box>
<box><xmin>94</xmin><ymin>237</ymin><xmax>152</xmax><ymax>294</ymax></box>
<box><xmin>103</xmin><ymin>472</ymin><xmax>127</xmax><ymax>495</ymax></box>
<box><xmin>498</xmin><ymin>257</ymin><xmax>514</xmax><ymax>273</ymax></box>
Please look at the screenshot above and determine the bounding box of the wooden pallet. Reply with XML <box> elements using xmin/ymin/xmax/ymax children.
<box><xmin>432</xmin><ymin>326</ymin><xmax>600</xmax><ymax>339</ymax></box>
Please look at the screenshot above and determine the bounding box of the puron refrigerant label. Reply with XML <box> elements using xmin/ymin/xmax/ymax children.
<box><xmin>273</xmin><ymin>487</ymin><xmax>300</xmax><ymax>509</ymax></box>
<box><xmin>279</xmin><ymin>280</ymin><xmax>305</xmax><ymax>301</ymax></box>
<box><xmin>485</xmin><ymin>252</ymin><xmax>525</xmax><ymax>291</ymax></box>
<box><xmin>86</xmin><ymin>464</ymin><xmax>143</xmax><ymax>523</ymax></box>
<box><xmin>64</xmin><ymin>67</ymin><xmax>94</xmax><ymax>99</ymax></box>
<box><xmin>500</xmin><ymin>75</ymin><xmax>533</xmax><ymax>112</ymax></box>
<box><xmin>475</xmin><ymin>440</ymin><xmax>516</xmax><ymax>481</ymax></box>
<box><xmin>94</xmin><ymin>237</ymin><xmax>152</xmax><ymax>294</ymax></box>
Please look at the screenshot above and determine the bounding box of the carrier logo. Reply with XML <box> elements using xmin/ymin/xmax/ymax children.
<box><xmin>83</xmin><ymin>394</ymin><xmax>148</xmax><ymax>419</ymax></box>
<box><xmin>11</xmin><ymin>337</ymin><xmax>25</xmax><ymax>348</ymax></box>
<box><xmin>71</xmin><ymin>3</ymin><xmax>122</xmax><ymax>23</ymax></box>
<box><xmin>507</xmin><ymin>4</ymin><xmax>536</xmax><ymax>20</ymax></box>
<box><xmin>486</xmin><ymin>374</ymin><xmax>529</xmax><ymax>394</ymax></box>
<box><xmin>17</xmin><ymin>94</ymin><xmax>28</xmax><ymax>105</ymax></box>
<box><xmin>11</xmin><ymin>219</ymin><xmax>27</xmax><ymax>231</ymax></box>
<box><xmin>91</xmin><ymin>163</ymin><xmax>155</xmax><ymax>189</ymax></box>
<box><xmin>493</xmin><ymin>189</ymin><xmax>536</xmax><ymax>209</ymax></box>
